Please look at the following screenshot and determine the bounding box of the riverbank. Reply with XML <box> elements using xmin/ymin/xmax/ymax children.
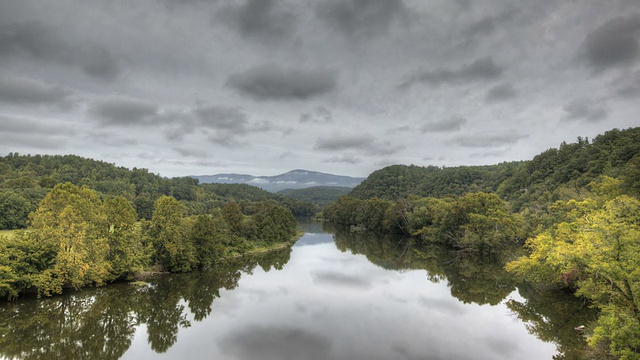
<box><xmin>133</xmin><ymin>231</ymin><xmax>304</xmax><ymax>281</ymax></box>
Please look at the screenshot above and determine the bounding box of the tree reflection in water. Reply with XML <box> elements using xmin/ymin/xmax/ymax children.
<box><xmin>0</xmin><ymin>247</ymin><xmax>292</xmax><ymax>359</ymax></box>
<box><xmin>331</xmin><ymin>226</ymin><xmax>596</xmax><ymax>358</ymax></box>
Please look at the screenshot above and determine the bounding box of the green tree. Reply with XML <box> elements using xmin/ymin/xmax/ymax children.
<box><xmin>188</xmin><ymin>214</ymin><xmax>227</xmax><ymax>267</ymax></box>
<box><xmin>221</xmin><ymin>202</ymin><xmax>244</xmax><ymax>236</ymax></box>
<box><xmin>148</xmin><ymin>196</ymin><xmax>195</xmax><ymax>272</ymax></box>
<box><xmin>99</xmin><ymin>196</ymin><xmax>149</xmax><ymax>280</ymax></box>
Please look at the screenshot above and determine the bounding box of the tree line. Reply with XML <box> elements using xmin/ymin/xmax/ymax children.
<box><xmin>322</xmin><ymin>126</ymin><xmax>640</xmax><ymax>358</ymax></box>
<box><xmin>0</xmin><ymin>153</ymin><xmax>315</xmax><ymax>230</ymax></box>
<box><xmin>0</xmin><ymin>183</ymin><xmax>297</xmax><ymax>299</ymax></box>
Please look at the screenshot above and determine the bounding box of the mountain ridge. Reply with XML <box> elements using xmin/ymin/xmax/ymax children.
<box><xmin>191</xmin><ymin>169</ymin><xmax>365</xmax><ymax>193</ymax></box>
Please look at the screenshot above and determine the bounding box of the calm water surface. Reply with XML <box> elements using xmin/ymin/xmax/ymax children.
<box><xmin>0</xmin><ymin>220</ymin><xmax>594</xmax><ymax>359</ymax></box>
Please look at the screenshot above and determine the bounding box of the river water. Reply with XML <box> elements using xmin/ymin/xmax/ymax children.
<box><xmin>0</xmin><ymin>220</ymin><xmax>594</xmax><ymax>359</ymax></box>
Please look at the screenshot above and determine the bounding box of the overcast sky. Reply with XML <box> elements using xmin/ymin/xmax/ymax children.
<box><xmin>1</xmin><ymin>0</ymin><xmax>639</xmax><ymax>178</ymax></box>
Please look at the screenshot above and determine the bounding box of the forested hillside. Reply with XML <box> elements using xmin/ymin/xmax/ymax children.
<box><xmin>277</xmin><ymin>186</ymin><xmax>352</xmax><ymax>208</ymax></box>
<box><xmin>0</xmin><ymin>155</ymin><xmax>309</xmax><ymax>299</ymax></box>
<box><xmin>0</xmin><ymin>154</ymin><xmax>314</xmax><ymax>230</ymax></box>
<box><xmin>323</xmin><ymin>126</ymin><xmax>640</xmax><ymax>358</ymax></box>
<box><xmin>350</xmin><ymin>127</ymin><xmax>640</xmax><ymax>205</ymax></box>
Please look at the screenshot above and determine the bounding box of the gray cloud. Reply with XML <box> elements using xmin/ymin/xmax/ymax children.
<box><xmin>563</xmin><ymin>97</ymin><xmax>609</xmax><ymax>122</ymax></box>
<box><xmin>89</xmin><ymin>97</ymin><xmax>159</xmax><ymax>126</ymax></box>
<box><xmin>0</xmin><ymin>22</ymin><xmax>121</xmax><ymax>80</ymax></box>
<box><xmin>454</xmin><ymin>130</ymin><xmax>527</xmax><ymax>148</ymax></box>
<box><xmin>173</xmin><ymin>146</ymin><xmax>208</xmax><ymax>158</ymax></box>
<box><xmin>300</xmin><ymin>106</ymin><xmax>333</xmax><ymax>124</ymax></box>
<box><xmin>311</xmin><ymin>270</ymin><xmax>372</xmax><ymax>288</ymax></box>
<box><xmin>227</xmin><ymin>64</ymin><xmax>338</xmax><ymax>100</ymax></box>
<box><xmin>0</xmin><ymin>76</ymin><xmax>73</xmax><ymax>106</ymax></box>
<box><xmin>218</xmin><ymin>0</ymin><xmax>297</xmax><ymax>43</ymax></box>
<box><xmin>421</xmin><ymin>116</ymin><xmax>467</xmax><ymax>133</ymax></box>
<box><xmin>315</xmin><ymin>134</ymin><xmax>374</xmax><ymax>151</ymax></box>
<box><xmin>0</xmin><ymin>114</ymin><xmax>74</xmax><ymax>150</ymax></box>
<box><xmin>316</xmin><ymin>0</ymin><xmax>406</xmax><ymax>38</ymax></box>
<box><xmin>463</xmin><ymin>10</ymin><xmax>516</xmax><ymax>39</ymax></box>
<box><xmin>194</xmin><ymin>105</ymin><xmax>277</xmax><ymax>147</ymax></box>
<box><xmin>582</xmin><ymin>14</ymin><xmax>640</xmax><ymax>70</ymax></box>
<box><xmin>0</xmin><ymin>132</ymin><xmax>67</xmax><ymax>150</ymax></box>
<box><xmin>219</xmin><ymin>327</ymin><xmax>332</xmax><ymax>360</ymax></box>
<box><xmin>195</xmin><ymin>106</ymin><xmax>248</xmax><ymax>132</ymax></box>
<box><xmin>418</xmin><ymin>296</ymin><xmax>466</xmax><ymax>316</ymax></box>
<box><xmin>0</xmin><ymin>113</ymin><xmax>74</xmax><ymax>135</ymax></box>
<box><xmin>401</xmin><ymin>57</ymin><xmax>503</xmax><ymax>88</ymax></box>
<box><xmin>323</xmin><ymin>154</ymin><xmax>361</xmax><ymax>164</ymax></box>
<box><xmin>314</xmin><ymin>134</ymin><xmax>403</xmax><ymax>156</ymax></box>
<box><xmin>485</xmin><ymin>83</ymin><xmax>517</xmax><ymax>102</ymax></box>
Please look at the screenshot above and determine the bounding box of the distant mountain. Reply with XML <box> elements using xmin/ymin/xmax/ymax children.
<box><xmin>192</xmin><ymin>169</ymin><xmax>365</xmax><ymax>193</ymax></box>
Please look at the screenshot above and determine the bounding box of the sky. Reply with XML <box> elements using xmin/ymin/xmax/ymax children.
<box><xmin>0</xmin><ymin>0</ymin><xmax>639</xmax><ymax>178</ymax></box>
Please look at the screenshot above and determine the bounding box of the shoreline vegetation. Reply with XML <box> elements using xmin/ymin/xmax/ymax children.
<box><xmin>133</xmin><ymin>232</ymin><xmax>302</xmax><ymax>281</ymax></box>
<box><xmin>321</xmin><ymin>127</ymin><xmax>640</xmax><ymax>358</ymax></box>
<box><xmin>0</xmin><ymin>182</ymin><xmax>301</xmax><ymax>300</ymax></box>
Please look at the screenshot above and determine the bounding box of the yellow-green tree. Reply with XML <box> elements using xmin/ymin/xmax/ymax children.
<box><xmin>30</xmin><ymin>183</ymin><xmax>111</xmax><ymax>296</ymax></box>
<box><xmin>148</xmin><ymin>196</ymin><xmax>195</xmax><ymax>272</ymax></box>
<box><xmin>507</xmin><ymin>195</ymin><xmax>640</xmax><ymax>358</ymax></box>
<box><xmin>99</xmin><ymin>196</ymin><xmax>149</xmax><ymax>280</ymax></box>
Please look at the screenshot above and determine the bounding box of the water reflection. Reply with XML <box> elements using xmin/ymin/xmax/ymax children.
<box><xmin>0</xmin><ymin>247</ymin><xmax>291</xmax><ymax>359</ymax></box>
<box><xmin>332</xmin><ymin>226</ymin><xmax>595</xmax><ymax>358</ymax></box>
<box><xmin>332</xmin><ymin>227</ymin><xmax>516</xmax><ymax>305</ymax></box>
<box><xmin>0</xmin><ymin>223</ymin><xmax>595</xmax><ymax>359</ymax></box>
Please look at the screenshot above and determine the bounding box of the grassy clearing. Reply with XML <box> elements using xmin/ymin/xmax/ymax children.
<box><xmin>0</xmin><ymin>230</ymin><xmax>20</xmax><ymax>239</ymax></box>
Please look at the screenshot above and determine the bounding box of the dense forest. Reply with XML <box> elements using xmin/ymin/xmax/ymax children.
<box><xmin>0</xmin><ymin>153</ymin><xmax>315</xmax><ymax>230</ymax></box>
<box><xmin>0</xmin><ymin>155</ymin><xmax>305</xmax><ymax>299</ymax></box>
<box><xmin>323</xmin><ymin>126</ymin><xmax>640</xmax><ymax>358</ymax></box>
<box><xmin>277</xmin><ymin>186</ymin><xmax>352</xmax><ymax>208</ymax></box>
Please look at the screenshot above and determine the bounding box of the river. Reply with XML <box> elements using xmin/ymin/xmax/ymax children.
<box><xmin>0</xmin><ymin>219</ymin><xmax>595</xmax><ymax>359</ymax></box>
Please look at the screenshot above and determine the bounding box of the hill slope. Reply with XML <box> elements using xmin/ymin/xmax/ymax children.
<box><xmin>193</xmin><ymin>169</ymin><xmax>365</xmax><ymax>193</ymax></box>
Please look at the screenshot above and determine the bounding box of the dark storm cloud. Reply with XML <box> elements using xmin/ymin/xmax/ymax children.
<box><xmin>315</xmin><ymin>134</ymin><xmax>374</xmax><ymax>151</ymax></box>
<box><xmin>89</xmin><ymin>97</ymin><xmax>159</xmax><ymax>126</ymax></box>
<box><xmin>316</xmin><ymin>0</ymin><xmax>406</xmax><ymax>38</ymax></box>
<box><xmin>219</xmin><ymin>326</ymin><xmax>333</xmax><ymax>360</ymax></box>
<box><xmin>300</xmin><ymin>106</ymin><xmax>333</xmax><ymax>124</ymax></box>
<box><xmin>454</xmin><ymin>130</ymin><xmax>527</xmax><ymax>148</ymax></box>
<box><xmin>218</xmin><ymin>0</ymin><xmax>297</xmax><ymax>43</ymax></box>
<box><xmin>485</xmin><ymin>83</ymin><xmax>517</xmax><ymax>102</ymax></box>
<box><xmin>323</xmin><ymin>154</ymin><xmax>360</xmax><ymax>164</ymax></box>
<box><xmin>582</xmin><ymin>14</ymin><xmax>640</xmax><ymax>70</ymax></box>
<box><xmin>193</xmin><ymin>105</ymin><xmax>278</xmax><ymax>147</ymax></box>
<box><xmin>314</xmin><ymin>134</ymin><xmax>403</xmax><ymax>156</ymax></box>
<box><xmin>0</xmin><ymin>22</ymin><xmax>121</xmax><ymax>80</ymax></box>
<box><xmin>421</xmin><ymin>116</ymin><xmax>467</xmax><ymax>133</ymax></box>
<box><xmin>226</xmin><ymin>64</ymin><xmax>338</xmax><ymax>100</ymax></box>
<box><xmin>195</xmin><ymin>106</ymin><xmax>249</xmax><ymax>132</ymax></box>
<box><xmin>0</xmin><ymin>76</ymin><xmax>73</xmax><ymax>106</ymax></box>
<box><xmin>563</xmin><ymin>97</ymin><xmax>609</xmax><ymax>122</ymax></box>
<box><xmin>401</xmin><ymin>57</ymin><xmax>503</xmax><ymax>88</ymax></box>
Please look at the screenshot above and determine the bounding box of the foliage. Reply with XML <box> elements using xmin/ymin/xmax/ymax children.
<box><xmin>0</xmin><ymin>182</ymin><xmax>298</xmax><ymax>299</ymax></box>
<box><xmin>0</xmin><ymin>153</ymin><xmax>314</xmax><ymax>229</ymax></box>
<box><xmin>277</xmin><ymin>186</ymin><xmax>352</xmax><ymax>207</ymax></box>
<box><xmin>507</xmin><ymin>195</ymin><xmax>640</xmax><ymax>357</ymax></box>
